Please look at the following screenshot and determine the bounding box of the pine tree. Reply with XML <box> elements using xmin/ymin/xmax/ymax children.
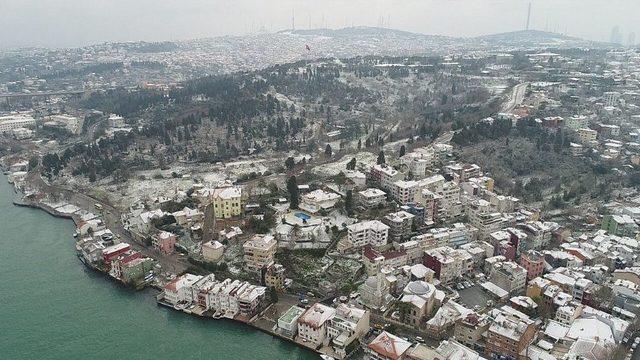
<box><xmin>345</xmin><ymin>190</ymin><xmax>354</xmax><ymax>216</ymax></box>
<box><xmin>325</xmin><ymin>144</ymin><xmax>332</xmax><ymax>158</ymax></box>
<box><xmin>399</xmin><ymin>145</ymin><xmax>406</xmax><ymax>157</ymax></box>
<box><xmin>285</xmin><ymin>157</ymin><xmax>295</xmax><ymax>171</ymax></box>
<box><xmin>287</xmin><ymin>176</ymin><xmax>299</xmax><ymax>209</ymax></box>
<box><xmin>346</xmin><ymin>158</ymin><xmax>356</xmax><ymax>171</ymax></box>
<box><xmin>377</xmin><ymin>150</ymin><xmax>386</xmax><ymax>165</ymax></box>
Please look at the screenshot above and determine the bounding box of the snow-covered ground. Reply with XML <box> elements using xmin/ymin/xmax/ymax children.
<box><xmin>311</xmin><ymin>151</ymin><xmax>377</xmax><ymax>177</ymax></box>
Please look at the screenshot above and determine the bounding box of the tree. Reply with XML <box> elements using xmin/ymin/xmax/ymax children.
<box><xmin>285</xmin><ymin>157</ymin><xmax>295</xmax><ymax>171</ymax></box>
<box><xmin>346</xmin><ymin>157</ymin><xmax>356</xmax><ymax>171</ymax></box>
<box><xmin>42</xmin><ymin>153</ymin><xmax>62</xmax><ymax>180</ymax></box>
<box><xmin>357</xmin><ymin>139</ymin><xmax>362</xmax><ymax>150</ymax></box>
<box><xmin>399</xmin><ymin>145</ymin><xmax>406</xmax><ymax>157</ymax></box>
<box><xmin>397</xmin><ymin>302</ymin><xmax>412</xmax><ymax>323</ymax></box>
<box><xmin>28</xmin><ymin>156</ymin><xmax>39</xmax><ymax>172</ymax></box>
<box><xmin>377</xmin><ymin>150</ymin><xmax>386</xmax><ymax>165</ymax></box>
<box><xmin>345</xmin><ymin>190</ymin><xmax>354</xmax><ymax>216</ymax></box>
<box><xmin>325</xmin><ymin>144</ymin><xmax>332</xmax><ymax>158</ymax></box>
<box><xmin>287</xmin><ymin>176</ymin><xmax>299</xmax><ymax>209</ymax></box>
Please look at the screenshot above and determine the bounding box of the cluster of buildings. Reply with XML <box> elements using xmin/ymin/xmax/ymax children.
<box><xmin>160</xmin><ymin>273</ymin><xmax>267</xmax><ymax>320</ymax></box>
<box><xmin>75</xmin><ymin>218</ymin><xmax>154</xmax><ymax>287</ymax></box>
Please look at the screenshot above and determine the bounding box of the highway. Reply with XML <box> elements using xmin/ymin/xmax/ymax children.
<box><xmin>501</xmin><ymin>82</ymin><xmax>529</xmax><ymax>113</ymax></box>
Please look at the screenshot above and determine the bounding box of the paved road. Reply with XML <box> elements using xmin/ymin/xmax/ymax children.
<box><xmin>501</xmin><ymin>82</ymin><xmax>529</xmax><ymax>113</ymax></box>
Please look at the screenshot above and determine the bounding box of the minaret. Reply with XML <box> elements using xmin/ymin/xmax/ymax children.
<box><xmin>526</xmin><ymin>2</ymin><xmax>532</xmax><ymax>30</ymax></box>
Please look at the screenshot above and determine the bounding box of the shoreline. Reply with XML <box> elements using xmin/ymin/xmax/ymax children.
<box><xmin>4</xmin><ymin>175</ymin><xmax>322</xmax><ymax>359</ymax></box>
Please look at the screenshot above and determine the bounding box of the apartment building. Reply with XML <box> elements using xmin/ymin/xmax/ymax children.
<box><xmin>347</xmin><ymin>220</ymin><xmax>390</xmax><ymax>248</ymax></box>
<box><xmin>444</xmin><ymin>163</ymin><xmax>482</xmax><ymax>183</ymax></box>
<box><xmin>362</xmin><ymin>245</ymin><xmax>408</xmax><ymax>275</ymax></box>
<box><xmin>0</xmin><ymin>114</ymin><xmax>36</xmax><ymax>133</ymax></box>
<box><xmin>243</xmin><ymin>234</ymin><xmax>277</xmax><ymax>271</ymax></box>
<box><xmin>383</xmin><ymin>210</ymin><xmax>415</xmax><ymax>242</ymax></box>
<box><xmin>370</xmin><ymin>164</ymin><xmax>403</xmax><ymax>191</ymax></box>
<box><xmin>519</xmin><ymin>250</ymin><xmax>545</xmax><ymax>280</ymax></box>
<box><xmin>489</xmin><ymin>261</ymin><xmax>528</xmax><ymax>295</ymax></box>
<box><xmin>297</xmin><ymin>303</ymin><xmax>336</xmax><ymax>346</ymax></box>
<box><xmin>577</xmin><ymin>127</ymin><xmax>598</xmax><ymax>144</ymax></box>
<box><xmin>423</xmin><ymin>246</ymin><xmax>473</xmax><ymax>286</ymax></box>
<box><xmin>327</xmin><ymin>304</ymin><xmax>370</xmax><ymax>359</ymax></box>
<box><xmin>358</xmin><ymin>188</ymin><xmax>387</xmax><ymax>208</ymax></box>
<box><xmin>485</xmin><ymin>306</ymin><xmax>537</xmax><ymax>360</ymax></box>
<box><xmin>454</xmin><ymin>313</ymin><xmax>491</xmax><ymax>350</ymax></box>
<box><xmin>467</xmin><ymin>199</ymin><xmax>505</xmax><ymax>239</ymax></box>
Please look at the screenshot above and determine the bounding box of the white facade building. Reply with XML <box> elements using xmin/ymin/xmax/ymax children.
<box><xmin>347</xmin><ymin>220</ymin><xmax>389</xmax><ymax>248</ymax></box>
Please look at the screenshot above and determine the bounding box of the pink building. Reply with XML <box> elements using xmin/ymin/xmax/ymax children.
<box><xmin>519</xmin><ymin>250</ymin><xmax>545</xmax><ymax>281</ymax></box>
<box><xmin>153</xmin><ymin>231</ymin><xmax>177</xmax><ymax>254</ymax></box>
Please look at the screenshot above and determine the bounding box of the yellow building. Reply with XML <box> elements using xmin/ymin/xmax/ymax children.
<box><xmin>212</xmin><ymin>186</ymin><xmax>244</xmax><ymax>219</ymax></box>
<box><xmin>525</xmin><ymin>277</ymin><xmax>550</xmax><ymax>299</ymax></box>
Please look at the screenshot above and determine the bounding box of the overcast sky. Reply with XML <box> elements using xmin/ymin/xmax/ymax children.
<box><xmin>1</xmin><ymin>0</ymin><xmax>638</xmax><ymax>49</ymax></box>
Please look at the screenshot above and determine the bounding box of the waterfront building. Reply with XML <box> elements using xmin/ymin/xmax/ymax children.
<box><xmin>327</xmin><ymin>304</ymin><xmax>370</xmax><ymax>359</ymax></box>
<box><xmin>111</xmin><ymin>255</ymin><xmax>154</xmax><ymax>284</ymax></box>
<box><xmin>278</xmin><ymin>306</ymin><xmax>305</xmax><ymax>337</ymax></box>
<box><xmin>297</xmin><ymin>303</ymin><xmax>336</xmax><ymax>347</ymax></box>
<box><xmin>102</xmin><ymin>243</ymin><xmax>131</xmax><ymax>266</ymax></box>
<box><xmin>76</xmin><ymin>237</ymin><xmax>106</xmax><ymax>265</ymax></box>
<box><xmin>163</xmin><ymin>273</ymin><xmax>204</xmax><ymax>306</ymax></box>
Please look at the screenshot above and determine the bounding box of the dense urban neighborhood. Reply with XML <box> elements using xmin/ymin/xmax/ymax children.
<box><xmin>2</xmin><ymin>27</ymin><xmax>640</xmax><ymax>360</ymax></box>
